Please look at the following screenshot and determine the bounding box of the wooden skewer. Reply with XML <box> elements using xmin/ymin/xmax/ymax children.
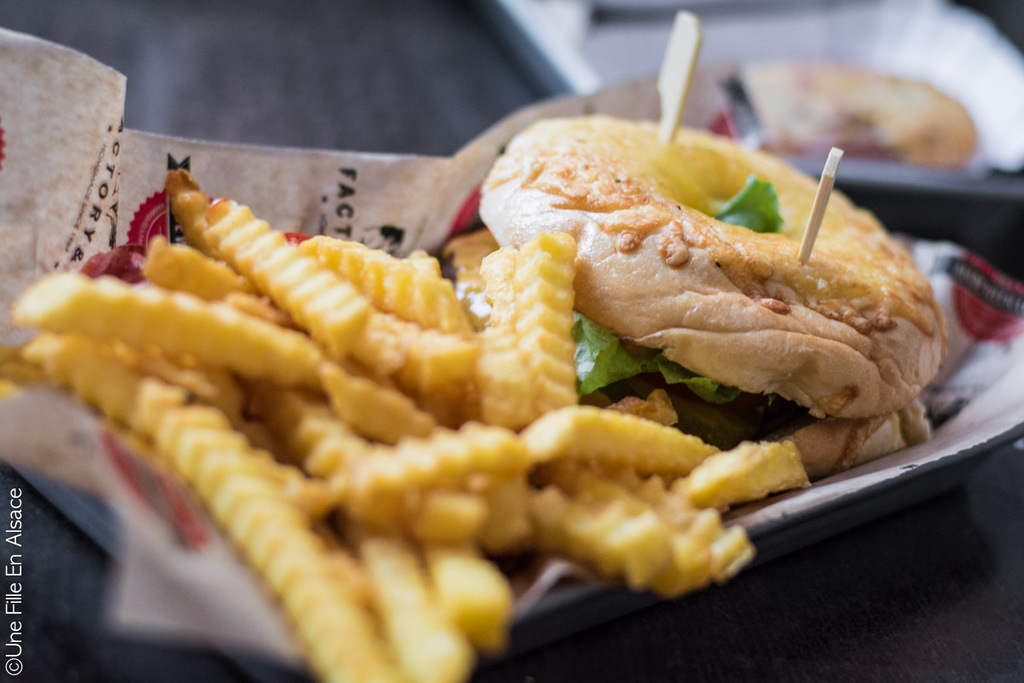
<box><xmin>798</xmin><ymin>147</ymin><xmax>844</xmax><ymax>265</ymax></box>
<box><xmin>657</xmin><ymin>11</ymin><xmax>703</xmax><ymax>144</ymax></box>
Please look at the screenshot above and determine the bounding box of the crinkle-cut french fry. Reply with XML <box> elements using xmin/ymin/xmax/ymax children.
<box><xmin>353</xmin><ymin>423</ymin><xmax>529</xmax><ymax>494</ymax></box>
<box><xmin>543</xmin><ymin>463</ymin><xmax>700</xmax><ymax>534</ymax></box>
<box><xmin>410</xmin><ymin>490</ymin><xmax>488</xmax><ymax>546</ymax></box>
<box><xmin>478</xmin><ymin>474</ymin><xmax>534</xmax><ymax>555</ymax></box>
<box><xmin>348</xmin><ymin>312</ymin><xmax>479</xmax><ymax>403</ymax></box>
<box><xmin>533</xmin><ymin>453</ymin><xmax>756</xmax><ymax>593</ymax></box>
<box><xmin>221</xmin><ymin>292</ymin><xmax>295</xmax><ymax>329</ymax></box>
<box><xmin>23</xmin><ymin>333</ymin><xmax>326</xmax><ymax>514</ymax></box>
<box><xmin>514</xmin><ymin>232</ymin><xmax>578</xmax><ymax>415</ymax></box>
<box><xmin>710</xmin><ymin>525</ymin><xmax>756</xmax><ymax>583</ymax></box>
<box><xmin>529</xmin><ymin>485</ymin><xmax>674</xmax><ymax>590</ymax></box>
<box><xmin>476</xmin><ymin>246</ymin><xmax>538</xmax><ymax>429</ymax></box>
<box><xmin>347</xmin><ymin>423</ymin><xmax>528</xmax><ymax>525</ymax></box>
<box><xmin>146</xmin><ymin>396</ymin><xmax>403</xmax><ymax>683</ymax></box>
<box><xmin>537</xmin><ymin>464</ymin><xmax>715</xmax><ymax>591</ymax></box>
<box><xmin>405</xmin><ymin>249</ymin><xmax>441</xmax><ymax>271</ymax></box>
<box><xmin>479</xmin><ymin>247</ymin><xmax>517</xmax><ymax>328</ymax></box>
<box><xmin>322</xmin><ymin>547</ymin><xmax>374</xmax><ymax>609</ymax></box>
<box><xmin>13</xmin><ymin>273</ymin><xmax>326</xmax><ymax>390</ymax></box>
<box><xmin>647</xmin><ymin>508</ymin><xmax>755</xmax><ymax>597</ymax></box>
<box><xmin>236</xmin><ymin>420</ymin><xmax>284</xmax><ymax>460</ymax></box>
<box><xmin>394</xmin><ymin>327</ymin><xmax>479</xmax><ymax>396</ymax></box>
<box><xmin>133</xmin><ymin>348</ymin><xmax>247</xmax><ymax>426</ymax></box>
<box><xmin>216</xmin><ymin>215</ymin><xmax>370</xmax><ymax>360</ymax></box>
<box><xmin>163</xmin><ymin>172</ymin><xmax>216</xmax><ymax>257</ymax></box>
<box><xmin>29</xmin><ymin>330</ymin><xmax>399</xmax><ymax>682</ymax></box>
<box><xmin>607</xmin><ymin>388</ymin><xmax>679</xmax><ymax>426</ymax></box>
<box><xmin>166</xmin><ymin>170</ymin><xmax>371</xmax><ymax>360</ymax></box>
<box><xmin>347</xmin><ymin>312</ymin><xmax>412</xmax><ymax>377</ymax></box>
<box><xmin>319</xmin><ymin>362</ymin><xmax>436</xmax><ymax>445</ymax></box>
<box><xmin>22</xmin><ymin>333</ymin><xmax>168</xmax><ymax>432</ymax></box>
<box><xmin>476</xmin><ymin>234</ymin><xmax>578</xmax><ymax>430</ymax></box>
<box><xmin>300</xmin><ymin>237</ymin><xmax>473</xmax><ymax>336</ymax></box>
<box><xmin>360</xmin><ymin>536</ymin><xmax>474</xmax><ymax>683</ymax></box>
<box><xmin>425</xmin><ymin>545</ymin><xmax>514</xmax><ymax>654</ymax></box>
<box><xmin>36</xmin><ymin>331</ymin><xmax>250</xmax><ymax>443</ymax></box>
<box><xmin>681</xmin><ymin>440</ymin><xmax>809</xmax><ymax>510</ymax></box>
<box><xmin>522</xmin><ymin>405</ymin><xmax>719</xmax><ymax>476</ymax></box>
<box><xmin>413</xmin><ymin>381</ymin><xmax>480</xmax><ymax>433</ymax></box>
<box><xmin>473</xmin><ymin>246</ymin><xmax>536</xmax><ymax>428</ymax></box>
<box><xmin>646</xmin><ymin>509</ymin><xmax>719</xmax><ymax>597</ymax></box>
<box><xmin>248</xmin><ymin>384</ymin><xmax>371</xmax><ymax>479</ymax></box>
<box><xmin>152</xmin><ymin>403</ymin><xmax>335</xmax><ymax>518</ymax></box>
<box><xmin>27</xmin><ymin>332</ymin><xmax>332</xmax><ymax>518</ymax></box>
<box><xmin>0</xmin><ymin>346</ymin><xmax>47</xmax><ymax>388</ymax></box>
<box><xmin>547</xmin><ymin>465</ymin><xmax>741</xmax><ymax>594</ymax></box>
<box><xmin>143</xmin><ymin>236</ymin><xmax>252</xmax><ymax>300</ymax></box>
<box><xmin>537</xmin><ymin>462</ymin><xmax>648</xmax><ymax>512</ymax></box>
<box><xmin>476</xmin><ymin>325</ymin><xmax>535</xmax><ymax>430</ymax></box>
<box><xmin>205</xmin><ymin>471</ymin><xmax>305</xmax><ymax>530</ymax></box>
<box><xmin>260</xmin><ymin>526</ymin><xmax>403</xmax><ymax>683</ymax></box>
<box><xmin>629</xmin><ymin>474</ymin><xmax>701</xmax><ymax>531</ymax></box>
<box><xmin>288</xmin><ymin>569</ymin><xmax>405</xmax><ymax>683</ymax></box>
<box><xmin>533</xmin><ymin>458</ymin><xmax>753</xmax><ymax>593</ymax></box>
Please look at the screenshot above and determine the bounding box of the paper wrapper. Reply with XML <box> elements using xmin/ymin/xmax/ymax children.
<box><xmin>2</xmin><ymin>26</ymin><xmax>1024</xmax><ymax>669</ymax></box>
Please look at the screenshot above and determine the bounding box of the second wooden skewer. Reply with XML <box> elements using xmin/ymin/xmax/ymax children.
<box><xmin>798</xmin><ymin>147</ymin><xmax>844</xmax><ymax>265</ymax></box>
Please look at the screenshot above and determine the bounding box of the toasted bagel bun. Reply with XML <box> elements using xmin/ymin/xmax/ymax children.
<box><xmin>769</xmin><ymin>399</ymin><xmax>930</xmax><ymax>480</ymax></box>
<box><xmin>742</xmin><ymin>61</ymin><xmax>977</xmax><ymax>169</ymax></box>
<box><xmin>480</xmin><ymin>116</ymin><xmax>946</xmax><ymax>419</ymax></box>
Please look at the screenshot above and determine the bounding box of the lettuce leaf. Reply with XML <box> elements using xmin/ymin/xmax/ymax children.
<box><xmin>570</xmin><ymin>177</ymin><xmax>779</xmax><ymax>402</ymax></box>
<box><xmin>715</xmin><ymin>175</ymin><xmax>784</xmax><ymax>234</ymax></box>
<box><xmin>572</xmin><ymin>313</ymin><xmax>740</xmax><ymax>403</ymax></box>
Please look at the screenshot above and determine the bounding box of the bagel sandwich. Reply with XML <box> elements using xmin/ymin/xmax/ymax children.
<box><xmin>472</xmin><ymin>115</ymin><xmax>947</xmax><ymax>479</ymax></box>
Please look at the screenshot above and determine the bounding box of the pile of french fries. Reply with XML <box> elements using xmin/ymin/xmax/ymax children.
<box><xmin>0</xmin><ymin>169</ymin><xmax>809</xmax><ymax>683</ymax></box>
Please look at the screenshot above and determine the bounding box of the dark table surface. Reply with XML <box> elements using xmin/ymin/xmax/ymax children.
<box><xmin>2</xmin><ymin>1</ymin><xmax>1024</xmax><ymax>681</ymax></box>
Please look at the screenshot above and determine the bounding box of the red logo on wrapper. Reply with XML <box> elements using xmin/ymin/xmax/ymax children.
<box><xmin>711</xmin><ymin>75</ymin><xmax>764</xmax><ymax>148</ymax></box>
<box><xmin>946</xmin><ymin>253</ymin><xmax>1024</xmax><ymax>343</ymax></box>
<box><xmin>708</xmin><ymin>110</ymin><xmax>738</xmax><ymax>139</ymax></box>
<box><xmin>448</xmin><ymin>184</ymin><xmax>482</xmax><ymax>239</ymax></box>
<box><xmin>101</xmin><ymin>429</ymin><xmax>210</xmax><ymax>550</ymax></box>
<box><xmin>127</xmin><ymin>190</ymin><xmax>169</xmax><ymax>246</ymax></box>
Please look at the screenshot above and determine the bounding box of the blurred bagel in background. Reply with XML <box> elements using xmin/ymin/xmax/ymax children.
<box><xmin>739</xmin><ymin>61</ymin><xmax>978</xmax><ymax>169</ymax></box>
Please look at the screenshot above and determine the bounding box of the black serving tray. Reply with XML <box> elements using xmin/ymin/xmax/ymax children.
<box><xmin>18</xmin><ymin>404</ymin><xmax>1024</xmax><ymax>679</ymax></box>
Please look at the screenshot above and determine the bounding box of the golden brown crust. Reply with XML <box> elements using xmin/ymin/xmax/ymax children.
<box><xmin>779</xmin><ymin>400</ymin><xmax>930</xmax><ymax>480</ymax></box>
<box><xmin>742</xmin><ymin>61</ymin><xmax>978</xmax><ymax>169</ymax></box>
<box><xmin>480</xmin><ymin>116</ymin><xmax>947</xmax><ymax>419</ymax></box>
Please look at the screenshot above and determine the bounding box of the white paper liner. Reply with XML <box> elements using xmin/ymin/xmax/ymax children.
<box><xmin>0</xmin><ymin>389</ymin><xmax>305</xmax><ymax>663</ymax></box>
<box><xmin>1</xmin><ymin>24</ymin><xmax>1023</xmax><ymax>668</ymax></box>
<box><xmin>0</xmin><ymin>28</ymin><xmax>126</xmax><ymax>343</ymax></box>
